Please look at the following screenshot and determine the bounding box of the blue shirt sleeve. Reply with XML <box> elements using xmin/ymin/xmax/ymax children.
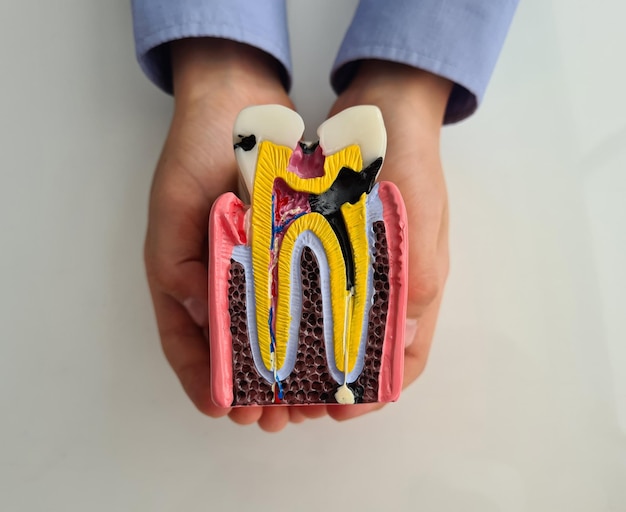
<box><xmin>332</xmin><ymin>0</ymin><xmax>519</xmax><ymax>123</ymax></box>
<box><xmin>131</xmin><ymin>0</ymin><xmax>292</xmax><ymax>93</ymax></box>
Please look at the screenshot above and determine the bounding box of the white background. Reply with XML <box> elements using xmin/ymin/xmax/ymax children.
<box><xmin>1</xmin><ymin>1</ymin><xmax>625</xmax><ymax>510</ymax></box>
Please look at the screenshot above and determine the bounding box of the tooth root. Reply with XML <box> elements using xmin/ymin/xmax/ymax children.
<box><xmin>233</xmin><ymin>105</ymin><xmax>305</xmax><ymax>200</ymax></box>
<box><xmin>317</xmin><ymin>105</ymin><xmax>387</xmax><ymax>169</ymax></box>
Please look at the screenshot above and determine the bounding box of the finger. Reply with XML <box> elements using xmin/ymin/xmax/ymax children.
<box><xmin>150</xmin><ymin>288</ymin><xmax>229</xmax><ymax>418</ymax></box>
<box><xmin>327</xmin><ymin>403</ymin><xmax>385</xmax><ymax>422</ymax></box>
<box><xmin>403</xmin><ymin>227</ymin><xmax>449</xmax><ymax>386</ymax></box>
<box><xmin>147</xmin><ymin>257</ymin><xmax>209</xmax><ymax>327</ymax></box>
<box><xmin>403</xmin><ymin>292</ymin><xmax>444</xmax><ymax>386</ymax></box>
<box><xmin>145</xmin><ymin>171</ymin><xmax>211</xmax><ymax>327</ymax></box>
<box><xmin>257</xmin><ymin>407</ymin><xmax>289</xmax><ymax>432</ymax></box>
<box><xmin>229</xmin><ymin>406</ymin><xmax>264</xmax><ymax>425</ymax></box>
<box><xmin>299</xmin><ymin>405</ymin><xmax>328</xmax><ymax>419</ymax></box>
<box><xmin>383</xmin><ymin>158</ymin><xmax>446</xmax><ymax>321</ymax></box>
<box><xmin>288</xmin><ymin>407</ymin><xmax>308</xmax><ymax>424</ymax></box>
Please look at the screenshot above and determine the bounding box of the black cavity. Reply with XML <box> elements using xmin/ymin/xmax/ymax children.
<box><xmin>234</xmin><ymin>134</ymin><xmax>257</xmax><ymax>151</ymax></box>
<box><xmin>308</xmin><ymin>157</ymin><xmax>383</xmax><ymax>289</ymax></box>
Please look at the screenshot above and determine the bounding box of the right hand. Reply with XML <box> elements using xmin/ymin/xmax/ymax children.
<box><xmin>144</xmin><ymin>38</ymin><xmax>310</xmax><ymax>432</ymax></box>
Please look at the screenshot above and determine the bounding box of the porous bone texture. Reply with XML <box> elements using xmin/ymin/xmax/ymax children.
<box><xmin>355</xmin><ymin>221</ymin><xmax>389</xmax><ymax>402</ymax></box>
<box><xmin>229</xmin><ymin>262</ymin><xmax>274</xmax><ymax>405</ymax></box>
<box><xmin>280</xmin><ymin>247</ymin><xmax>338</xmax><ymax>404</ymax></box>
<box><xmin>228</xmin><ymin>221</ymin><xmax>390</xmax><ymax>406</ymax></box>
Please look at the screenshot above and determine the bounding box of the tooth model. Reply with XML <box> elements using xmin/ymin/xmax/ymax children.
<box><xmin>209</xmin><ymin>105</ymin><xmax>408</xmax><ymax>407</ymax></box>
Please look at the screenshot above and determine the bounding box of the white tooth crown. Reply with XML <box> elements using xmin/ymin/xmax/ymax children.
<box><xmin>234</xmin><ymin>105</ymin><xmax>387</xmax><ymax>200</ymax></box>
<box><xmin>233</xmin><ymin>105</ymin><xmax>304</xmax><ymax>199</ymax></box>
<box><xmin>317</xmin><ymin>105</ymin><xmax>387</xmax><ymax>168</ymax></box>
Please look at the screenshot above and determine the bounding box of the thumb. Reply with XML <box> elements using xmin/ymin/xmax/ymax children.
<box><xmin>144</xmin><ymin>173</ymin><xmax>211</xmax><ymax>328</ymax></box>
<box><xmin>163</xmin><ymin>261</ymin><xmax>208</xmax><ymax>328</ymax></box>
<box><xmin>402</xmin><ymin>177</ymin><xmax>448</xmax><ymax>348</ymax></box>
<box><xmin>145</xmin><ymin>243</ymin><xmax>209</xmax><ymax>328</ymax></box>
<box><xmin>382</xmin><ymin>156</ymin><xmax>448</xmax><ymax>351</ymax></box>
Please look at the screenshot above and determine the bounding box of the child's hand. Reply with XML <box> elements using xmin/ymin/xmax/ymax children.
<box><xmin>145</xmin><ymin>44</ymin><xmax>450</xmax><ymax>430</ymax></box>
<box><xmin>143</xmin><ymin>38</ymin><xmax>301</xmax><ymax>431</ymax></box>
<box><xmin>323</xmin><ymin>61</ymin><xmax>452</xmax><ymax>422</ymax></box>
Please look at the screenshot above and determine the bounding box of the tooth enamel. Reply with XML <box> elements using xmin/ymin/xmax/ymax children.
<box><xmin>317</xmin><ymin>105</ymin><xmax>387</xmax><ymax>168</ymax></box>
<box><xmin>233</xmin><ymin>105</ymin><xmax>304</xmax><ymax>200</ymax></box>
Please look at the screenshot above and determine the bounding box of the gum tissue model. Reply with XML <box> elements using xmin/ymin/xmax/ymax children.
<box><xmin>209</xmin><ymin>105</ymin><xmax>408</xmax><ymax>407</ymax></box>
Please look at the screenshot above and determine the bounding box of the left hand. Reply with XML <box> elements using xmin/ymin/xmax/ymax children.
<box><xmin>290</xmin><ymin>61</ymin><xmax>452</xmax><ymax>423</ymax></box>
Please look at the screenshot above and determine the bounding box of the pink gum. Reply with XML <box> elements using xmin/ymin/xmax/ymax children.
<box><xmin>377</xmin><ymin>182</ymin><xmax>409</xmax><ymax>402</ymax></box>
<box><xmin>208</xmin><ymin>193</ymin><xmax>247</xmax><ymax>408</ymax></box>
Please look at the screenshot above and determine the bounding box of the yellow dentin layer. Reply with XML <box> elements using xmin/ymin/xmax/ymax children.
<box><xmin>250</xmin><ymin>141</ymin><xmax>369</xmax><ymax>376</ymax></box>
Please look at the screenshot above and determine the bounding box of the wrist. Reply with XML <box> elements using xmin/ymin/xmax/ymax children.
<box><xmin>346</xmin><ymin>60</ymin><xmax>453</xmax><ymax>130</ymax></box>
<box><xmin>171</xmin><ymin>38</ymin><xmax>285</xmax><ymax>104</ymax></box>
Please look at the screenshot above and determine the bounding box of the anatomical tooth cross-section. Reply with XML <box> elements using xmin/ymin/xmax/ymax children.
<box><xmin>209</xmin><ymin>105</ymin><xmax>408</xmax><ymax>407</ymax></box>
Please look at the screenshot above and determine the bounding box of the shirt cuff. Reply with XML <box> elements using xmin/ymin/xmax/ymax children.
<box><xmin>332</xmin><ymin>0</ymin><xmax>519</xmax><ymax>123</ymax></box>
<box><xmin>131</xmin><ymin>0</ymin><xmax>292</xmax><ymax>93</ymax></box>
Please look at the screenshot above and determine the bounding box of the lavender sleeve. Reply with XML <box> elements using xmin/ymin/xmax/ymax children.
<box><xmin>131</xmin><ymin>0</ymin><xmax>292</xmax><ymax>93</ymax></box>
<box><xmin>332</xmin><ymin>0</ymin><xmax>519</xmax><ymax>123</ymax></box>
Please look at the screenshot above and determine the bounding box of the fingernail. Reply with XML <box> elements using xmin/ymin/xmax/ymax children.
<box><xmin>183</xmin><ymin>298</ymin><xmax>208</xmax><ymax>327</ymax></box>
<box><xmin>404</xmin><ymin>318</ymin><xmax>418</xmax><ymax>347</ymax></box>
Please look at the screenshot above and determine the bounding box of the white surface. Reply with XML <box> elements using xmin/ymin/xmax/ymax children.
<box><xmin>1</xmin><ymin>1</ymin><xmax>625</xmax><ymax>511</ymax></box>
